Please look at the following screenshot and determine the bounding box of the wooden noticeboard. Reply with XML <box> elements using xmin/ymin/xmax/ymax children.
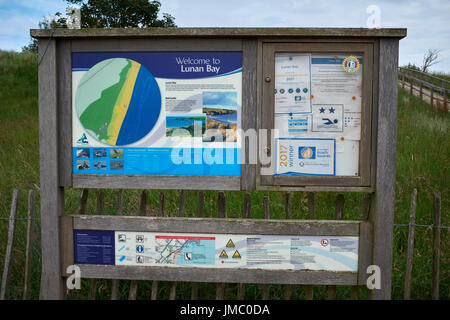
<box><xmin>32</xmin><ymin>27</ymin><xmax>406</xmax><ymax>300</ymax></box>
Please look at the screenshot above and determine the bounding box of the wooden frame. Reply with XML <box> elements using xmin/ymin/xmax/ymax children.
<box><xmin>259</xmin><ymin>42</ymin><xmax>374</xmax><ymax>188</ymax></box>
<box><xmin>32</xmin><ymin>28</ymin><xmax>405</xmax><ymax>300</ymax></box>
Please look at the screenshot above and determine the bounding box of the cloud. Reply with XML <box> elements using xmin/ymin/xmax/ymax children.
<box><xmin>1</xmin><ymin>0</ymin><xmax>449</xmax><ymax>71</ymax></box>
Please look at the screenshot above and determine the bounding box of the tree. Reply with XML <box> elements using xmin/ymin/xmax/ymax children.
<box><xmin>421</xmin><ymin>49</ymin><xmax>440</xmax><ymax>73</ymax></box>
<box><xmin>66</xmin><ymin>0</ymin><xmax>176</xmax><ymax>28</ymax></box>
<box><xmin>22</xmin><ymin>0</ymin><xmax>176</xmax><ymax>53</ymax></box>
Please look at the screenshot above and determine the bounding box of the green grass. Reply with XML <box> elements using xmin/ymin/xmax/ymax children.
<box><xmin>0</xmin><ymin>51</ymin><xmax>448</xmax><ymax>300</ymax></box>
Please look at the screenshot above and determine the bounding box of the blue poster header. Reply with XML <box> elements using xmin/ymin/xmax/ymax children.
<box><xmin>72</xmin><ymin>52</ymin><xmax>242</xmax><ymax>79</ymax></box>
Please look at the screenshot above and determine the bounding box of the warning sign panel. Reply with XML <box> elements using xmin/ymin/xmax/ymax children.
<box><xmin>74</xmin><ymin>230</ymin><xmax>358</xmax><ymax>272</ymax></box>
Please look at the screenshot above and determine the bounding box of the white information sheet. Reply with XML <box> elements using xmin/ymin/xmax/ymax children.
<box><xmin>274</xmin><ymin>54</ymin><xmax>311</xmax><ymax>114</ymax></box>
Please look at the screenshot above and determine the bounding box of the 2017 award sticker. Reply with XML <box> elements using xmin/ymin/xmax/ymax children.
<box><xmin>342</xmin><ymin>56</ymin><xmax>360</xmax><ymax>73</ymax></box>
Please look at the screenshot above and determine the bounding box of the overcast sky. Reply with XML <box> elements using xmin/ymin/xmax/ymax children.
<box><xmin>1</xmin><ymin>0</ymin><xmax>449</xmax><ymax>72</ymax></box>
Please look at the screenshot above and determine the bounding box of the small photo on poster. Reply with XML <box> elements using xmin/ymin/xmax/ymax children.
<box><xmin>110</xmin><ymin>149</ymin><xmax>124</xmax><ymax>159</ymax></box>
<box><xmin>76</xmin><ymin>160</ymin><xmax>90</xmax><ymax>170</ymax></box>
<box><xmin>166</xmin><ymin>114</ymin><xmax>206</xmax><ymax>137</ymax></box>
<box><xmin>202</xmin><ymin>91</ymin><xmax>238</xmax><ymax>142</ymax></box>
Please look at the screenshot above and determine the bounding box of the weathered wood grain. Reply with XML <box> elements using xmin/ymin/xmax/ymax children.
<box><xmin>0</xmin><ymin>189</ymin><xmax>19</xmax><ymax>300</ymax></box>
<box><xmin>370</xmin><ymin>38</ymin><xmax>399</xmax><ymax>300</ymax></box>
<box><xmin>72</xmin><ymin>215</ymin><xmax>360</xmax><ymax>236</ymax></box>
<box><xmin>38</xmin><ymin>38</ymin><xmax>65</xmax><ymax>299</ymax></box>
<box><xmin>404</xmin><ymin>189</ymin><xmax>417</xmax><ymax>300</ymax></box>
<box><xmin>77</xmin><ymin>265</ymin><xmax>358</xmax><ymax>285</ymax></box>
<box><xmin>23</xmin><ymin>190</ymin><xmax>36</xmax><ymax>300</ymax></box>
<box><xmin>432</xmin><ymin>191</ymin><xmax>441</xmax><ymax>300</ymax></box>
<box><xmin>31</xmin><ymin>27</ymin><xmax>407</xmax><ymax>39</ymax></box>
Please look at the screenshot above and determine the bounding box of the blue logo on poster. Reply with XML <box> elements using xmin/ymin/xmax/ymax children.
<box><xmin>136</xmin><ymin>245</ymin><xmax>144</xmax><ymax>253</ymax></box>
<box><xmin>299</xmin><ymin>147</ymin><xmax>316</xmax><ymax>159</ymax></box>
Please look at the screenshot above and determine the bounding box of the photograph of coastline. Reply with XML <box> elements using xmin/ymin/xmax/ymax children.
<box><xmin>202</xmin><ymin>91</ymin><xmax>238</xmax><ymax>142</ymax></box>
<box><xmin>166</xmin><ymin>114</ymin><xmax>206</xmax><ymax>137</ymax></box>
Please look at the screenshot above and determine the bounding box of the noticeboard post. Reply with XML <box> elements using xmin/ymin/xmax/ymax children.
<box><xmin>31</xmin><ymin>28</ymin><xmax>406</xmax><ymax>300</ymax></box>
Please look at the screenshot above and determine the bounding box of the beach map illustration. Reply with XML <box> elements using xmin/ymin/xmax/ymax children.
<box><xmin>75</xmin><ymin>58</ymin><xmax>161</xmax><ymax>146</ymax></box>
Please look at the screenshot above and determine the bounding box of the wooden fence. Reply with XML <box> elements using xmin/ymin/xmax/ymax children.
<box><xmin>398</xmin><ymin>67</ymin><xmax>449</xmax><ymax>110</ymax></box>
<box><xmin>0</xmin><ymin>187</ymin><xmax>445</xmax><ymax>300</ymax></box>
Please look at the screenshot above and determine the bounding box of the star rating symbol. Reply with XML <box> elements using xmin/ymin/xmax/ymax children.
<box><xmin>319</xmin><ymin>107</ymin><xmax>326</xmax><ymax>113</ymax></box>
<box><xmin>329</xmin><ymin>107</ymin><xmax>335</xmax><ymax>113</ymax></box>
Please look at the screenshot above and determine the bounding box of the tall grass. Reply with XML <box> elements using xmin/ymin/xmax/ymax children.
<box><xmin>0</xmin><ymin>51</ymin><xmax>448</xmax><ymax>299</ymax></box>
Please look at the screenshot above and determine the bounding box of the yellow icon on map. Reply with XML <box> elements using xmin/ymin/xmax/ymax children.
<box><xmin>226</xmin><ymin>239</ymin><xmax>235</xmax><ymax>248</ymax></box>
<box><xmin>232</xmin><ymin>250</ymin><xmax>241</xmax><ymax>259</ymax></box>
<box><xmin>219</xmin><ymin>250</ymin><xmax>228</xmax><ymax>259</ymax></box>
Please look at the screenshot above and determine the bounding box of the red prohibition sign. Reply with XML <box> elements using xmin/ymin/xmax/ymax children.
<box><xmin>321</xmin><ymin>238</ymin><xmax>329</xmax><ymax>247</ymax></box>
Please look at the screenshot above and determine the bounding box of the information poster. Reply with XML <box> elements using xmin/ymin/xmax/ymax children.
<box><xmin>274</xmin><ymin>53</ymin><xmax>363</xmax><ymax>176</ymax></box>
<box><xmin>74</xmin><ymin>230</ymin><xmax>359</xmax><ymax>272</ymax></box>
<box><xmin>72</xmin><ymin>52</ymin><xmax>242</xmax><ymax>176</ymax></box>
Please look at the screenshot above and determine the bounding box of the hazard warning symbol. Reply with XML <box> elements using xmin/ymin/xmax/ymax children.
<box><xmin>219</xmin><ymin>250</ymin><xmax>228</xmax><ymax>259</ymax></box>
<box><xmin>232</xmin><ymin>250</ymin><xmax>241</xmax><ymax>259</ymax></box>
<box><xmin>226</xmin><ymin>239</ymin><xmax>235</xmax><ymax>248</ymax></box>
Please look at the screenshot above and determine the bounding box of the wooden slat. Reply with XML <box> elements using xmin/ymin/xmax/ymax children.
<box><xmin>76</xmin><ymin>189</ymin><xmax>89</xmax><ymax>215</ymax></box>
<box><xmin>73</xmin><ymin>174</ymin><xmax>240</xmax><ymax>191</ymax></box>
<box><xmin>96</xmin><ymin>189</ymin><xmax>104</xmax><ymax>215</ymax></box>
<box><xmin>38</xmin><ymin>38</ymin><xmax>65</xmax><ymax>300</ymax></box>
<box><xmin>128</xmin><ymin>281</ymin><xmax>138</xmax><ymax>300</ymax></box>
<box><xmin>158</xmin><ymin>192</ymin><xmax>165</xmax><ymax>217</ymax></box>
<box><xmin>168</xmin><ymin>190</ymin><xmax>187</xmax><ymax>300</ymax></box>
<box><xmin>197</xmin><ymin>191</ymin><xmax>204</xmax><ymax>217</ymax></box>
<box><xmin>60</xmin><ymin>215</ymin><xmax>74</xmax><ymax>299</ymax></box>
<box><xmin>432</xmin><ymin>191</ymin><xmax>441</xmax><ymax>300</ymax></box>
<box><xmin>241</xmin><ymin>38</ymin><xmax>257</xmax><ymax>190</ymax></box>
<box><xmin>179</xmin><ymin>190</ymin><xmax>186</xmax><ymax>217</ymax></box>
<box><xmin>404</xmin><ymin>189</ymin><xmax>417</xmax><ymax>300</ymax></box>
<box><xmin>73</xmin><ymin>215</ymin><xmax>360</xmax><ymax>236</ymax></box>
<box><xmin>78</xmin><ymin>265</ymin><xmax>357</xmax><ymax>285</ymax></box>
<box><xmin>139</xmin><ymin>190</ymin><xmax>147</xmax><ymax>216</ymax></box>
<box><xmin>243</xmin><ymin>193</ymin><xmax>251</xmax><ymax>219</ymax></box>
<box><xmin>0</xmin><ymin>189</ymin><xmax>19</xmax><ymax>300</ymax></box>
<box><xmin>305</xmin><ymin>191</ymin><xmax>315</xmax><ymax>299</ymax></box>
<box><xmin>32</xmin><ymin>27</ymin><xmax>407</xmax><ymax>39</ymax></box>
<box><xmin>150</xmin><ymin>281</ymin><xmax>158</xmax><ymax>300</ymax></box>
<box><xmin>23</xmin><ymin>190</ymin><xmax>36</xmax><ymax>300</ymax></box>
<box><xmin>129</xmin><ymin>190</ymin><xmax>148</xmax><ymax>300</ymax></box>
<box><xmin>191</xmin><ymin>191</ymin><xmax>204</xmax><ymax>299</ymax></box>
<box><xmin>262</xmin><ymin>195</ymin><xmax>270</xmax><ymax>299</ymax></box>
<box><xmin>150</xmin><ymin>193</ymin><xmax>166</xmax><ymax>300</ymax></box>
<box><xmin>328</xmin><ymin>194</ymin><xmax>345</xmax><ymax>300</ymax></box>
<box><xmin>88</xmin><ymin>190</ymin><xmax>105</xmax><ymax>300</ymax></box>
<box><xmin>216</xmin><ymin>192</ymin><xmax>227</xmax><ymax>299</ymax></box>
<box><xmin>116</xmin><ymin>189</ymin><xmax>124</xmax><ymax>216</ymax></box>
<box><xmin>111</xmin><ymin>189</ymin><xmax>124</xmax><ymax>300</ymax></box>
<box><xmin>284</xmin><ymin>192</ymin><xmax>293</xmax><ymax>300</ymax></box>
<box><xmin>56</xmin><ymin>40</ymin><xmax>72</xmax><ymax>186</ymax></box>
<box><xmin>237</xmin><ymin>192</ymin><xmax>252</xmax><ymax>300</ymax></box>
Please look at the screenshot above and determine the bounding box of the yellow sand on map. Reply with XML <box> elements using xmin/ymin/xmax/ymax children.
<box><xmin>107</xmin><ymin>61</ymin><xmax>141</xmax><ymax>145</ymax></box>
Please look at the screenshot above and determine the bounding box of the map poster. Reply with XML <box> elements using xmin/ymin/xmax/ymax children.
<box><xmin>72</xmin><ymin>52</ymin><xmax>242</xmax><ymax>176</ymax></box>
<box><xmin>275</xmin><ymin>138</ymin><xmax>336</xmax><ymax>176</ymax></box>
<box><xmin>73</xmin><ymin>230</ymin><xmax>359</xmax><ymax>272</ymax></box>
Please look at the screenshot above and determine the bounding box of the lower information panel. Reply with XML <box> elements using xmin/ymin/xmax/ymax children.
<box><xmin>73</xmin><ymin>230</ymin><xmax>358</xmax><ymax>272</ymax></box>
